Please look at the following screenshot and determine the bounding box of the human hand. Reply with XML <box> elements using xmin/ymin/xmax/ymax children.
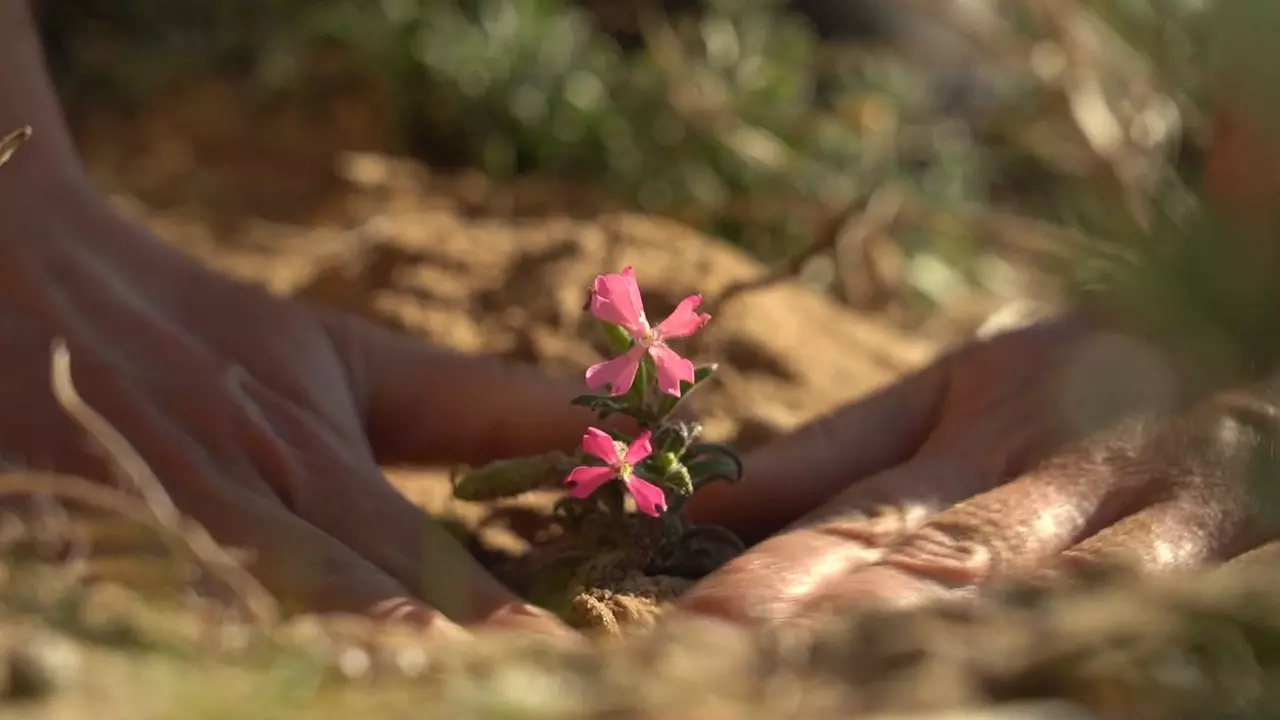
<box><xmin>677</xmin><ymin>313</ymin><xmax>1280</xmax><ymax>623</ymax></box>
<box><xmin>0</xmin><ymin>167</ymin><xmax>591</xmax><ymax>640</ymax></box>
<box><xmin>675</xmin><ymin>47</ymin><xmax>1280</xmax><ymax>624</ymax></box>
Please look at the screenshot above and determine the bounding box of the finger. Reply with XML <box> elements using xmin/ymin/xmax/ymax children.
<box><xmin>228</xmin><ymin>369</ymin><xmax>564</xmax><ymax>631</ymax></box>
<box><xmin>680</xmin><ymin>411</ymin><xmax>1149</xmax><ymax>623</ymax></box>
<box><xmin>872</xmin><ymin>417</ymin><xmax>1156</xmax><ymax>587</ymax></box>
<box><xmin>684</xmin><ymin>358</ymin><xmax>949</xmax><ymax>541</ymax></box>
<box><xmin>1221</xmin><ymin>539</ymin><xmax>1280</xmax><ymax>572</ymax></box>
<box><xmin>1048</xmin><ymin>402</ymin><xmax>1276</xmax><ymax>577</ymax></box>
<box><xmin>75</xmin><ymin>365</ymin><xmax>460</xmax><ymax>631</ymax></box>
<box><xmin>687</xmin><ymin>314</ymin><xmax>1092</xmax><ymax>542</ymax></box>
<box><xmin>679</xmin><ymin>452</ymin><xmax>982</xmax><ymax>623</ymax></box>
<box><xmin>1053</xmin><ymin>486</ymin><xmax>1261</xmax><ymax>577</ymax></box>
<box><xmin>474</xmin><ymin>603</ymin><xmax>587</xmax><ymax>647</ymax></box>
<box><xmin>321</xmin><ymin>312</ymin><xmax>602</xmax><ymax>466</ymax></box>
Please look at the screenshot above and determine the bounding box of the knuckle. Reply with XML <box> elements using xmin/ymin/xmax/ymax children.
<box><xmin>881</xmin><ymin>520</ymin><xmax>996</xmax><ymax>586</ymax></box>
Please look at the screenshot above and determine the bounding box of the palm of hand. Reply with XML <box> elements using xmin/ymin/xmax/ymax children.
<box><xmin>679</xmin><ymin>314</ymin><xmax>1278</xmax><ymax>624</ymax></box>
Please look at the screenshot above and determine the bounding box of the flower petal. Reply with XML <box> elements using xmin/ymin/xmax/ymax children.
<box><xmin>580</xmin><ymin>427</ymin><xmax>621</xmax><ymax>465</ymax></box>
<box><xmin>564</xmin><ymin>465</ymin><xmax>617</xmax><ymax>499</ymax></box>
<box><xmin>648</xmin><ymin>344</ymin><xmax>696</xmax><ymax>397</ymax></box>
<box><xmin>653</xmin><ymin>294</ymin><xmax>710</xmax><ymax>340</ymax></box>
<box><xmin>624</xmin><ymin>430</ymin><xmax>654</xmax><ymax>465</ymax></box>
<box><xmin>590</xmin><ymin>267</ymin><xmax>648</xmax><ymax>336</ymax></box>
<box><xmin>585</xmin><ymin>345</ymin><xmax>645</xmax><ymax>397</ymax></box>
<box><xmin>625</xmin><ymin>475</ymin><xmax>668</xmax><ymax>517</ymax></box>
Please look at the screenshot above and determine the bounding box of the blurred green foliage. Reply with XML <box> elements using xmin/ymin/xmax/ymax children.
<box><xmin>39</xmin><ymin>0</ymin><xmax>987</xmax><ymax>295</ymax></box>
<box><xmin>37</xmin><ymin>0</ymin><xmax>1227</xmax><ymax>321</ymax></box>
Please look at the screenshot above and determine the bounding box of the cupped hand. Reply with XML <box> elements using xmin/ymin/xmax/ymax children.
<box><xmin>0</xmin><ymin>171</ymin><xmax>589</xmax><ymax>640</ymax></box>
<box><xmin>677</xmin><ymin>313</ymin><xmax>1280</xmax><ymax>623</ymax></box>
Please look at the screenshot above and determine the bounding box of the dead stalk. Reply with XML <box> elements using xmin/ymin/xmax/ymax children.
<box><xmin>48</xmin><ymin>338</ymin><xmax>278</xmax><ymax>627</ymax></box>
<box><xmin>0</xmin><ymin>125</ymin><xmax>32</xmax><ymax>169</ymax></box>
<box><xmin>703</xmin><ymin>186</ymin><xmax>904</xmax><ymax>319</ymax></box>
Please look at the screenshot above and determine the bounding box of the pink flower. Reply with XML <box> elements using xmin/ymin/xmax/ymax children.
<box><xmin>585</xmin><ymin>267</ymin><xmax>711</xmax><ymax>397</ymax></box>
<box><xmin>564</xmin><ymin>428</ymin><xmax>667</xmax><ymax>517</ymax></box>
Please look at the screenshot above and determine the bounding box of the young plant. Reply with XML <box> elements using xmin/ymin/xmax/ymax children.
<box><xmin>451</xmin><ymin>267</ymin><xmax>744</xmax><ymax>589</ymax></box>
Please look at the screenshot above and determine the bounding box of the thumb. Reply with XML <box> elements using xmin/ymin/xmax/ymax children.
<box><xmin>323</xmin><ymin>311</ymin><xmax>600</xmax><ymax>466</ymax></box>
<box><xmin>684</xmin><ymin>359</ymin><xmax>947</xmax><ymax>542</ymax></box>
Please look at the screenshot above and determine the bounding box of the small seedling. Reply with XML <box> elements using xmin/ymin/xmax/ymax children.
<box><xmin>451</xmin><ymin>267</ymin><xmax>744</xmax><ymax>615</ymax></box>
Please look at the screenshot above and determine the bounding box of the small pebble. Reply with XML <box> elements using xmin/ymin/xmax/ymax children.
<box><xmin>335</xmin><ymin>645</ymin><xmax>373</xmax><ymax>681</ymax></box>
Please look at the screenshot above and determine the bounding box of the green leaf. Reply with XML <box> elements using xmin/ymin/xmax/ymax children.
<box><xmin>683</xmin><ymin>442</ymin><xmax>745</xmax><ymax>489</ymax></box>
<box><xmin>652</xmin><ymin>420</ymin><xmax>704</xmax><ymax>457</ymax></box>
<box><xmin>623</xmin><ymin>352</ymin><xmax>651</xmax><ymax>413</ymax></box>
<box><xmin>600</xmin><ymin>322</ymin><xmax>634</xmax><ymax>356</ymax></box>
<box><xmin>569</xmin><ymin>393</ymin><xmax>610</xmax><ymax>408</ymax></box>
<box><xmin>450</xmin><ymin>452</ymin><xmax>577</xmax><ymax>501</ymax></box>
<box><xmin>662</xmin><ymin>460</ymin><xmax>694</xmax><ymax>496</ymax></box>
<box><xmin>569</xmin><ymin>393</ymin><xmax>656</xmax><ymax>424</ymax></box>
<box><xmin>569</xmin><ymin>393</ymin><xmax>628</xmax><ymax>416</ymax></box>
<box><xmin>601</xmin><ymin>427</ymin><xmax>633</xmax><ymax>444</ymax></box>
<box><xmin>655</xmin><ymin>364</ymin><xmax>718</xmax><ymax>420</ymax></box>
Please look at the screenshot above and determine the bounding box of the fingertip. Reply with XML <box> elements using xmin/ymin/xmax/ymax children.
<box><xmin>474</xmin><ymin>603</ymin><xmax>587</xmax><ymax>650</ymax></box>
<box><xmin>367</xmin><ymin>597</ymin><xmax>472</xmax><ymax>644</ymax></box>
<box><xmin>677</xmin><ymin>529</ymin><xmax>875</xmax><ymax>623</ymax></box>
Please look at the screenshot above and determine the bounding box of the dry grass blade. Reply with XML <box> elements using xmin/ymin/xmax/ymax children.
<box><xmin>0</xmin><ymin>125</ymin><xmax>33</xmax><ymax>169</ymax></box>
<box><xmin>48</xmin><ymin>338</ymin><xmax>278</xmax><ymax>627</ymax></box>
<box><xmin>704</xmin><ymin>186</ymin><xmax>904</xmax><ymax>318</ymax></box>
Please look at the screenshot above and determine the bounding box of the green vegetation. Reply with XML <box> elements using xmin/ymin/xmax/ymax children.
<box><xmin>38</xmin><ymin>0</ymin><xmax>1280</xmax><ymax>367</ymax></box>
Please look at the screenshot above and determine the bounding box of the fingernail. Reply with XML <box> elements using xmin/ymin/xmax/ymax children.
<box><xmin>368</xmin><ymin>597</ymin><xmax>471</xmax><ymax>644</ymax></box>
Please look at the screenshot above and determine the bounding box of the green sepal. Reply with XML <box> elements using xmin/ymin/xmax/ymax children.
<box><xmin>600</xmin><ymin>322</ymin><xmax>634</xmax><ymax>356</ymax></box>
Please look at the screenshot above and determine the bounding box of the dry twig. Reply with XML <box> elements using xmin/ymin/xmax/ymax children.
<box><xmin>0</xmin><ymin>125</ymin><xmax>32</xmax><ymax>169</ymax></box>
<box><xmin>702</xmin><ymin>187</ymin><xmax>904</xmax><ymax>320</ymax></box>
<box><xmin>48</xmin><ymin>338</ymin><xmax>278</xmax><ymax>627</ymax></box>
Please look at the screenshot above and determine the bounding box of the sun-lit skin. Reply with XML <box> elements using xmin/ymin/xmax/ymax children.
<box><xmin>681</xmin><ymin>309</ymin><xmax>1280</xmax><ymax>624</ymax></box>
<box><xmin>670</xmin><ymin>4</ymin><xmax>1280</xmax><ymax>621</ymax></box>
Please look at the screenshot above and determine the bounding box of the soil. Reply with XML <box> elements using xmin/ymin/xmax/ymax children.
<box><xmin>0</xmin><ymin>73</ymin><xmax>1271</xmax><ymax>718</ymax></box>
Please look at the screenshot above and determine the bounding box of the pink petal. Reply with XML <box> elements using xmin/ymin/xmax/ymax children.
<box><xmin>653</xmin><ymin>294</ymin><xmax>710</xmax><ymax>340</ymax></box>
<box><xmin>580</xmin><ymin>427</ymin><xmax>621</xmax><ymax>465</ymax></box>
<box><xmin>625</xmin><ymin>475</ymin><xmax>668</xmax><ymax>517</ymax></box>
<box><xmin>564</xmin><ymin>465</ymin><xmax>618</xmax><ymax>499</ymax></box>
<box><xmin>624</xmin><ymin>431</ymin><xmax>654</xmax><ymax>465</ymax></box>
<box><xmin>590</xmin><ymin>267</ymin><xmax>648</xmax><ymax>336</ymax></box>
<box><xmin>585</xmin><ymin>345</ymin><xmax>645</xmax><ymax>397</ymax></box>
<box><xmin>647</xmin><ymin>344</ymin><xmax>696</xmax><ymax>397</ymax></box>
